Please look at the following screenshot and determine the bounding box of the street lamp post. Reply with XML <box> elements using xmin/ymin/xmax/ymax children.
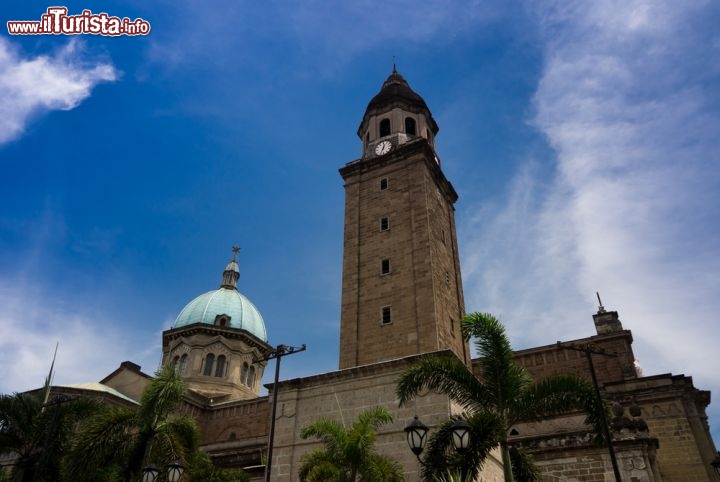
<box><xmin>167</xmin><ymin>460</ymin><xmax>185</xmax><ymax>482</ymax></box>
<box><xmin>404</xmin><ymin>416</ymin><xmax>429</xmax><ymax>458</ymax></box>
<box><xmin>142</xmin><ymin>460</ymin><xmax>184</xmax><ymax>482</ymax></box>
<box><xmin>256</xmin><ymin>343</ymin><xmax>306</xmax><ymax>482</ymax></box>
<box><xmin>404</xmin><ymin>416</ymin><xmax>471</xmax><ymax>477</ymax></box>
<box><xmin>557</xmin><ymin>341</ymin><xmax>622</xmax><ymax>482</ymax></box>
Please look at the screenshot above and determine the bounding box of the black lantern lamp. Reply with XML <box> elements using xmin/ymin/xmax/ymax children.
<box><xmin>142</xmin><ymin>460</ymin><xmax>184</xmax><ymax>482</ymax></box>
<box><xmin>142</xmin><ymin>464</ymin><xmax>160</xmax><ymax>482</ymax></box>
<box><xmin>711</xmin><ymin>451</ymin><xmax>720</xmax><ymax>475</ymax></box>
<box><xmin>450</xmin><ymin>419</ymin><xmax>471</xmax><ymax>452</ymax></box>
<box><xmin>404</xmin><ymin>416</ymin><xmax>429</xmax><ymax>458</ymax></box>
<box><xmin>168</xmin><ymin>460</ymin><xmax>185</xmax><ymax>482</ymax></box>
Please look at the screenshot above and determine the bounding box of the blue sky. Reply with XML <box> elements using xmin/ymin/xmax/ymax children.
<box><xmin>1</xmin><ymin>1</ymin><xmax>719</xmax><ymax>442</ymax></box>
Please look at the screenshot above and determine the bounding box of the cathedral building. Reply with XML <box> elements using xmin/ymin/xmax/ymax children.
<box><xmin>47</xmin><ymin>70</ymin><xmax>719</xmax><ymax>481</ymax></box>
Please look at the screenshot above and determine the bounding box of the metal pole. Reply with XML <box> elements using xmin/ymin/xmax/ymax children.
<box><xmin>260</xmin><ymin>343</ymin><xmax>305</xmax><ymax>482</ymax></box>
<box><xmin>265</xmin><ymin>354</ymin><xmax>282</xmax><ymax>482</ymax></box>
<box><xmin>584</xmin><ymin>347</ymin><xmax>622</xmax><ymax>482</ymax></box>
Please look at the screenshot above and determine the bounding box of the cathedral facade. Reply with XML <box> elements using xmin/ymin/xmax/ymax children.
<box><xmin>90</xmin><ymin>70</ymin><xmax>718</xmax><ymax>481</ymax></box>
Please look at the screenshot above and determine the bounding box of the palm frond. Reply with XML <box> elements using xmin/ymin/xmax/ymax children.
<box><xmin>396</xmin><ymin>355</ymin><xmax>490</xmax><ymax>412</ymax></box>
<box><xmin>299</xmin><ymin>407</ymin><xmax>401</xmax><ymax>482</ymax></box>
<box><xmin>420</xmin><ymin>412</ymin><xmax>505</xmax><ymax>481</ymax></box>
<box><xmin>461</xmin><ymin>313</ymin><xmax>532</xmax><ymax>413</ymax></box>
<box><xmin>152</xmin><ymin>415</ymin><xmax>199</xmax><ymax>465</ymax></box>
<box><xmin>63</xmin><ymin>407</ymin><xmax>138</xmax><ymax>481</ymax></box>
<box><xmin>509</xmin><ymin>446</ymin><xmax>540</xmax><ymax>482</ymax></box>
<box><xmin>361</xmin><ymin>453</ymin><xmax>404</xmax><ymax>481</ymax></box>
<box><xmin>139</xmin><ymin>365</ymin><xmax>185</xmax><ymax>426</ymax></box>
<box><xmin>298</xmin><ymin>449</ymin><xmax>344</xmax><ymax>481</ymax></box>
<box><xmin>512</xmin><ymin>374</ymin><xmax>599</xmax><ymax>423</ymax></box>
<box><xmin>354</xmin><ymin>406</ymin><xmax>393</xmax><ymax>432</ymax></box>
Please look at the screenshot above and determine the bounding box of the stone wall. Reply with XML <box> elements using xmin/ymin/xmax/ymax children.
<box><xmin>510</xmin><ymin>331</ymin><xmax>637</xmax><ymax>386</ymax></box>
<box><xmin>605</xmin><ymin>375</ymin><xmax>718</xmax><ymax>482</ymax></box>
<box><xmin>269</xmin><ymin>353</ymin><xmax>503</xmax><ymax>482</ymax></box>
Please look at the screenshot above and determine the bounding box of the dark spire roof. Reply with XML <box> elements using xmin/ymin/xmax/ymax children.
<box><xmin>359</xmin><ymin>68</ymin><xmax>439</xmax><ymax>136</ymax></box>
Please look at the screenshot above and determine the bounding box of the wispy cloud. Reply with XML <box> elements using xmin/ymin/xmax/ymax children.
<box><xmin>0</xmin><ymin>278</ymin><xmax>162</xmax><ymax>394</ymax></box>
<box><xmin>0</xmin><ymin>37</ymin><xmax>116</xmax><ymax>145</ymax></box>
<box><xmin>0</xmin><ymin>204</ymin><xmax>159</xmax><ymax>393</ymax></box>
<box><xmin>461</xmin><ymin>0</ymin><xmax>720</xmax><ymax>434</ymax></box>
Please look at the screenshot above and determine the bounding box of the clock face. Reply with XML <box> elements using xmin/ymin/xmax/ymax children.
<box><xmin>375</xmin><ymin>140</ymin><xmax>392</xmax><ymax>156</ymax></box>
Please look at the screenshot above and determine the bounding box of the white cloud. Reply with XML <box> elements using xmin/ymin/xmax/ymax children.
<box><xmin>0</xmin><ymin>276</ymin><xmax>160</xmax><ymax>394</ymax></box>
<box><xmin>461</xmin><ymin>0</ymin><xmax>720</xmax><ymax>435</ymax></box>
<box><xmin>0</xmin><ymin>37</ymin><xmax>117</xmax><ymax>144</ymax></box>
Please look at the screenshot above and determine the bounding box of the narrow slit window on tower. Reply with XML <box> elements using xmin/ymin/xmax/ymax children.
<box><xmin>441</xmin><ymin>229</ymin><xmax>446</xmax><ymax>244</ymax></box>
<box><xmin>215</xmin><ymin>355</ymin><xmax>226</xmax><ymax>377</ymax></box>
<box><xmin>381</xmin><ymin>258</ymin><xmax>390</xmax><ymax>275</ymax></box>
<box><xmin>379</xmin><ymin>118</ymin><xmax>391</xmax><ymax>137</ymax></box>
<box><xmin>173</xmin><ymin>356</ymin><xmax>180</xmax><ymax>373</ymax></box>
<box><xmin>451</xmin><ymin>317</ymin><xmax>455</xmax><ymax>335</ymax></box>
<box><xmin>380</xmin><ymin>177</ymin><xmax>388</xmax><ymax>190</ymax></box>
<box><xmin>380</xmin><ymin>217</ymin><xmax>389</xmax><ymax>231</ymax></box>
<box><xmin>240</xmin><ymin>362</ymin><xmax>249</xmax><ymax>384</ymax></box>
<box><xmin>381</xmin><ymin>306</ymin><xmax>392</xmax><ymax>325</ymax></box>
<box><xmin>247</xmin><ymin>366</ymin><xmax>256</xmax><ymax>388</ymax></box>
<box><xmin>203</xmin><ymin>354</ymin><xmax>215</xmax><ymax>376</ymax></box>
<box><xmin>445</xmin><ymin>271</ymin><xmax>450</xmax><ymax>284</ymax></box>
<box><xmin>405</xmin><ymin>117</ymin><xmax>416</xmax><ymax>136</ymax></box>
<box><xmin>179</xmin><ymin>354</ymin><xmax>188</xmax><ymax>375</ymax></box>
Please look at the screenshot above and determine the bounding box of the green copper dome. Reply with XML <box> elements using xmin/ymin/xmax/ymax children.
<box><xmin>173</xmin><ymin>249</ymin><xmax>268</xmax><ymax>342</ymax></box>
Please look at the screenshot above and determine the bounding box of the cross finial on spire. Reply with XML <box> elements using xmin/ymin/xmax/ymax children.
<box><xmin>232</xmin><ymin>245</ymin><xmax>240</xmax><ymax>261</ymax></box>
<box><xmin>392</xmin><ymin>56</ymin><xmax>397</xmax><ymax>74</ymax></box>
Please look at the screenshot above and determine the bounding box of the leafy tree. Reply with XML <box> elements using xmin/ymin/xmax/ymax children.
<box><xmin>0</xmin><ymin>389</ymin><xmax>101</xmax><ymax>482</ymax></box>
<box><xmin>397</xmin><ymin>312</ymin><xmax>605</xmax><ymax>482</ymax></box>
<box><xmin>64</xmin><ymin>365</ymin><xmax>200</xmax><ymax>481</ymax></box>
<box><xmin>184</xmin><ymin>452</ymin><xmax>249</xmax><ymax>482</ymax></box>
<box><xmin>298</xmin><ymin>406</ymin><xmax>404</xmax><ymax>482</ymax></box>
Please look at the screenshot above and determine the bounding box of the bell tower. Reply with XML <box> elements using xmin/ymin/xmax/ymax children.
<box><xmin>338</xmin><ymin>68</ymin><xmax>470</xmax><ymax>369</ymax></box>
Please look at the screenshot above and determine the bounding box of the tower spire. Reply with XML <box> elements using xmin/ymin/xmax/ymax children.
<box><xmin>221</xmin><ymin>246</ymin><xmax>240</xmax><ymax>289</ymax></box>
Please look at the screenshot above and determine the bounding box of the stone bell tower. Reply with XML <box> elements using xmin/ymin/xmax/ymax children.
<box><xmin>338</xmin><ymin>67</ymin><xmax>470</xmax><ymax>369</ymax></box>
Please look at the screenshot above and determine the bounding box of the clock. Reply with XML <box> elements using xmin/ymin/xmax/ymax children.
<box><xmin>374</xmin><ymin>140</ymin><xmax>392</xmax><ymax>156</ymax></box>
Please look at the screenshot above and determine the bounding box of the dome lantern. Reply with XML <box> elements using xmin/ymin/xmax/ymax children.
<box><xmin>172</xmin><ymin>247</ymin><xmax>267</xmax><ymax>342</ymax></box>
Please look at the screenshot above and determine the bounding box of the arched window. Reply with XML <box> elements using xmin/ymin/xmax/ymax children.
<box><xmin>379</xmin><ymin>118</ymin><xmax>390</xmax><ymax>137</ymax></box>
<box><xmin>247</xmin><ymin>365</ymin><xmax>256</xmax><ymax>388</ymax></box>
<box><xmin>179</xmin><ymin>354</ymin><xmax>188</xmax><ymax>375</ymax></box>
<box><xmin>203</xmin><ymin>354</ymin><xmax>215</xmax><ymax>376</ymax></box>
<box><xmin>405</xmin><ymin>117</ymin><xmax>416</xmax><ymax>136</ymax></box>
<box><xmin>215</xmin><ymin>355</ymin><xmax>226</xmax><ymax>377</ymax></box>
<box><xmin>173</xmin><ymin>356</ymin><xmax>180</xmax><ymax>373</ymax></box>
<box><xmin>240</xmin><ymin>362</ymin><xmax>249</xmax><ymax>385</ymax></box>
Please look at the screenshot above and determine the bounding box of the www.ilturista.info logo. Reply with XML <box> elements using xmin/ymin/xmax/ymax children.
<box><xmin>7</xmin><ymin>7</ymin><xmax>151</xmax><ymax>36</ymax></box>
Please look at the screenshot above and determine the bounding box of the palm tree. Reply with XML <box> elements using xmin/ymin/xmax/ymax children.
<box><xmin>298</xmin><ymin>406</ymin><xmax>404</xmax><ymax>482</ymax></box>
<box><xmin>0</xmin><ymin>390</ymin><xmax>100</xmax><ymax>482</ymax></box>
<box><xmin>64</xmin><ymin>365</ymin><xmax>199</xmax><ymax>481</ymax></box>
<box><xmin>396</xmin><ymin>312</ymin><xmax>605</xmax><ymax>482</ymax></box>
